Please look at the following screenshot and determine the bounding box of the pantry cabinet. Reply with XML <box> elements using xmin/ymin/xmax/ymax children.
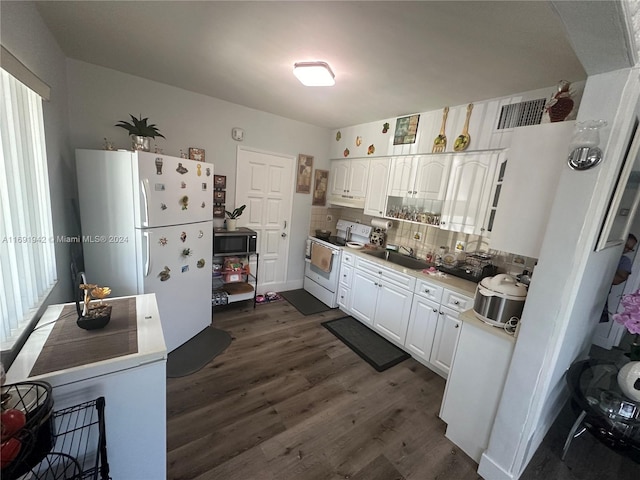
<box><xmin>364</xmin><ymin>157</ymin><xmax>391</xmax><ymax>216</ymax></box>
<box><xmin>350</xmin><ymin>256</ymin><xmax>415</xmax><ymax>346</ymax></box>
<box><xmin>440</xmin><ymin>152</ymin><xmax>500</xmax><ymax>235</ymax></box>
<box><xmin>329</xmin><ymin>158</ymin><xmax>369</xmax><ymax>207</ymax></box>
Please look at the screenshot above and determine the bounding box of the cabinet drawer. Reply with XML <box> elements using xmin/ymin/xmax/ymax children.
<box><xmin>355</xmin><ymin>256</ymin><xmax>416</xmax><ymax>291</ymax></box>
<box><xmin>342</xmin><ymin>251</ymin><xmax>355</xmax><ymax>266</ymax></box>
<box><xmin>442</xmin><ymin>289</ymin><xmax>473</xmax><ymax>314</ymax></box>
<box><xmin>414</xmin><ymin>279</ymin><xmax>444</xmax><ymax>303</ymax></box>
<box><xmin>340</xmin><ymin>263</ymin><xmax>353</xmax><ymax>287</ymax></box>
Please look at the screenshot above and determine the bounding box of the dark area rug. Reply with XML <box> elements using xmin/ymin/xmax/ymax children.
<box><xmin>280</xmin><ymin>289</ymin><xmax>332</xmax><ymax>315</ymax></box>
<box><xmin>322</xmin><ymin>316</ymin><xmax>410</xmax><ymax>372</ymax></box>
<box><xmin>167</xmin><ymin>326</ymin><xmax>232</xmax><ymax>378</ymax></box>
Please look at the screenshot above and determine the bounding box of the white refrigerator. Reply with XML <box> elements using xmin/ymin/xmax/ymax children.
<box><xmin>75</xmin><ymin>149</ymin><xmax>213</xmax><ymax>352</ymax></box>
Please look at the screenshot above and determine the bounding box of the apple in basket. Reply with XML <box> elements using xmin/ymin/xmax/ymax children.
<box><xmin>1</xmin><ymin>408</ymin><xmax>26</xmax><ymax>441</ymax></box>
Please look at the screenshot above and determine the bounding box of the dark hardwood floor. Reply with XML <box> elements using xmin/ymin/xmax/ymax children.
<box><xmin>167</xmin><ymin>299</ymin><xmax>639</xmax><ymax>479</ymax></box>
<box><xmin>166</xmin><ymin>299</ymin><xmax>480</xmax><ymax>480</ymax></box>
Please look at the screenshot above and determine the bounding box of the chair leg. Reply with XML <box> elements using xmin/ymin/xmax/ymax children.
<box><xmin>562</xmin><ymin>410</ymin><xmax>587</xmax><ymax>461</ymax></box>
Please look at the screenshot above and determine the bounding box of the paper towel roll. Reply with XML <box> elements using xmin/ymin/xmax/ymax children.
<box><xmin>371</xmin><ymin>218</ymin><xmax>393</xmax><ymax>230</ymax></box>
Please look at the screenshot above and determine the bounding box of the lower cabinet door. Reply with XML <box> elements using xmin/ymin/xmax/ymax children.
<box><xmin>429</xmin><ymin>306</ymin><xmax>462</xmax><ymax>376</ymax></box>
<box><xmin>405</xmin><ymin>295</ymin><xmax>440</xmax><ymax>361</ymax></box>
<box><xmin>350</xmin><ymin>269</ymin><xmax>378</xmax><ymax>326</ymax></box>
<box><xmin>373</xmin><ymin>281</ymin><xmax>413</xmax><ymax>345</ymax></box>
<box><xmin>337</xmin><ymin>284</ymin><xmax>351</xmax><ymax>311</ymax></box>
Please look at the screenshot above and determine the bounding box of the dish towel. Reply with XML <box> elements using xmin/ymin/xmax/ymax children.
<box><xmin>311</xmin><ymin>243</ymin><xmax>333</xmax><ymax>273</ymax></box>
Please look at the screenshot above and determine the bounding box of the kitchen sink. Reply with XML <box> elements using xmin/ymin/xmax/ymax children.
<box><xmin>363</xmin><ymin>250</ymin><xmax>430</xmax><ymax>270</ymax></box>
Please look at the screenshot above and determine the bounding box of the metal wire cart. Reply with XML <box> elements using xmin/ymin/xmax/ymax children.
<box><xmin>1</xmin><ymin>381</ymin><xmax>110</xmax><ymax>480</ymax></box>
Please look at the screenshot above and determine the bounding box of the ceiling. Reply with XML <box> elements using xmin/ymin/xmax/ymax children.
<box><xmin>33</xmin><ymin>1</ymin><xmax>594</xmax><ymax>129</ymax></box>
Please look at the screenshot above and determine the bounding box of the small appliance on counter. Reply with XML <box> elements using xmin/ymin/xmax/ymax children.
<box><xmin>473</xmin><ymin>273</ymin><xmax>528</xmax><ymax>329</ymax></box>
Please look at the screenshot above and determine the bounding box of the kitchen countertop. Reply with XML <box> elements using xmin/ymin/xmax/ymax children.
<box><xmin>6</xmin><ymin>293</ymin><xmax>167</xmax><ymax>387</ymax></box>
<box><xmin>458</xmin><ymin>308</ymin><xmax>517</xmax><ymax>343</ymax></box>
<box><xmin>347</xmin><ymin>248</ymin><xmax>478</xmax><ymax>297</ymax></box>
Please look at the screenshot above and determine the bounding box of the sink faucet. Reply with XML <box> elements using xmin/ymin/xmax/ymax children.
<box><xmin>399</xmin><ymin>245</ymin><xmax>414</xmax><ymax>258</ymax></box>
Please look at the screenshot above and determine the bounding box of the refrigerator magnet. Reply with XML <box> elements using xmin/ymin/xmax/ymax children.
<box><xmin>206</xmin><ymin>167</ymin><xmax>211</xmax><ymax>177</ymax></box>
<box><xmin>158</xmin><ymin>237</ymin><xmax>168</xmax><ymax>246</ymax></box>
<box><xmin>201</xmin><ymin>183</ymin><xmax>207</xmax><ymax>191</ymax></box>
<box><xmin>181</xmin><ymin>181</ymin><xmax>186</xmax><ymax>189</ymax></box>
<box><xmin>180</xmin><ymin>232</ymin><xmax>187</xmax><ymax>242</ymax></box>
<box><xmin>158</xmin><ymin>266</ymin><xmax>171</xmax><ymax>281</ymax></box>
<box><xmin>198</xmin><ymin>230</ymin><xmax>204</xmax><ymax>238</ymax></box>
<box><xmin>182</xmin><ymin>248</ymin><xmax>192</xmax><ymax>257</ymax></box>
<box><xmin>160</xmin><ymin>203</ymin><xmax>167</xmax><ymax>210</ymax></box>
<box><xmin>180</xmin><ymin>196</ymin><xmax>189</xmax><ymax>210</ymax></box>
<box><xmin>176</xmin><ymin>163</ymin><xmax>188</xmax><ymax>174</ymax></box>
<box><xmin>197</xmin><ymin>164</ymin><xmax>202</xmax><ymax>176</ymax></box>
<box><xmin>181</xmin><ymin>265</ymin><xmax>189</xmax><ymax>273</ymax></box>
<box><xmin>155</xmin><ymin>157</ymin><xmax>163</xmax><ymax>174</ymax></box>
<box><xmin>155</xmin><ymin>183</ymin><xmax>165</xmax><ymax>191</ymax></box>
<box><xmin>197</xmin><ymin>259</ymin><xmax>205</xmax><ymax>268</ymax></box>
<box><xmin>201</xmin><ymin>201</ymin><xmax>206</xmax><ymax>208</ymax></box>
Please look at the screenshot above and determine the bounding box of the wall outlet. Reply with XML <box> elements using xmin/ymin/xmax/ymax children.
<box><xmin>326</xmin><ymin>215</ymin><xmax>332</xmax><ymax>221</ymax></box>
<box><xmin>413</xmin><ymin>231</ymin><xmax>421</xmax><ymax>240</ymax></box>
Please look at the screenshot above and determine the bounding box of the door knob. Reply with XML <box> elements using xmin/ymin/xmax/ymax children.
<box><xmin>281</xmin><ymin>233</ymin><xmax>287</xmax><ymax>238</ymax></box>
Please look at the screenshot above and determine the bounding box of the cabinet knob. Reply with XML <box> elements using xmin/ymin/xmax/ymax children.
<box><xmin>453</xmin><ymin>300</ymin><xmax>459</xmax><ymax>305</ymax></box>
<box><xmin>378</xmin><ymin>271</ymin><xmax>382</xmax><ymax>275</ymax></box>
<box><xmin>439</xmin><ymin>311</ymin><xmax>444</xmax><ymax>315</ymax></box>
<box><xmin>454</xmin><ymin>324</ymin><xmax>459</xmax><ymax>328</ymax></box>
<box><xmin>480</xmin><ymin>227</ymin><xmax>485</xmax><ymax>232</ymax></box>
<box><xmin>425</xmin><ymin>289</ymin><xmax>430</xmax><ymax>294</ymax></box>
<box><xmin>413</xmin><ymin>190</ymin><xmax>417</xmax><ymax>194</ymax></box>
<box><xmin>374</xmin><ymin>282</ymin><xmax>378</xmax><ymax>286</ymax></box>
<box><xmin>440</xmin><ymin>221</ymin><xmax>445</xmax><ymax>225</ymax></box>
<box><xmin>407</xmin><ymin>191</ymin><xmax>411</xmax><ymax>195</ymax></box>
<box><xmin>433</xmin><ymin>308</ymin><xmax>438</xmax><ymax>313</ymax></box>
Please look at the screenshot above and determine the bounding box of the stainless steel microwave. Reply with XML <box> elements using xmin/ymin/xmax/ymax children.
<box><xmin>213</xmin><ymin>227</ymin><xmax>258</xmax><ymax>256</ymax></box>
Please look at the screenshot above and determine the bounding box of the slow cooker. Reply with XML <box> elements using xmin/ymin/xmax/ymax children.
<box><xmin>473</xmin><ymin>273</ymin><xmax>527</xmax><ymax>327</ymax></box>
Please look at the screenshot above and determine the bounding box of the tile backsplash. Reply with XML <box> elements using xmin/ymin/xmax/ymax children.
<box><xmin>309</xmin><ymin>206</ymin><xmax>537</xmax><ymax>277</ymax></box>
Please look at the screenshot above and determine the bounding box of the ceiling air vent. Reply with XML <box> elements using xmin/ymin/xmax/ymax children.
<box><xmin>496</xmin><ymin>98</ymin><xmax>546</xmax><ymax>130</ymax></box>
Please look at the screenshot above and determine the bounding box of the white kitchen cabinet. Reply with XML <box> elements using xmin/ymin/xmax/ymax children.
<box><xmin>490</xmin><ymin>121</ymin><xmax>575</xmax><ymax>258</ymax></box>
<box><xmin>388</xmin><ymin>154</ymin><xmax>450</xmax><ymax>200</ymax></box>
<box><xmin>429</xmin><ymin>307</ymin><xmax>461</xmax><ymax>375</ymax></box>
<box><xmin>350</xmin><ymin>256</ymin><xmax>416</xmax><ymax>346</ymax></box>
<box><xmin>440</xmin><ymin>310</ymin><xmax>516</xmax><ymax>463</ymax></box>
<box><xmin>329</xmin><ymin>158</ymin><xmax>369</xmax><ymax>207</ymax></box>
<box><xmin>405</xmin><ymin>280</ymin><xmax>471</xmax><ymax>378</ymax></box>
<box><xmin>440</xmin><ymin>152</ymin><xmax>500</xmax><ymax>235</ymax></box>
<box><xmin>337</xmin><ymin>251</ymin><xmax>355</xmax><ymax>312</ymax></box>
<box><xmin>364</xmin><ymin>157</ymin><xmax>391</xmax><ymax>216</ymax></box>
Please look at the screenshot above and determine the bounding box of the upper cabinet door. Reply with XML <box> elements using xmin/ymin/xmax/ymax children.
<box><xmin>365</xmin><ymin>157</ymin><xmax>391</xmax><ymax>216</ymax></box>
<box><xmin>414</xmin><ymin>154</ymin><xmax>451</xmax><ymax>200</ymax></box>
<box><xmin>347</xmin><ymin>159</ymin><xmax>370</xmax><ymax>198</ymax></box>
<box><xmin>329</xmin><ymin>160</ymin><xmax>351</xmax><ymax>196</ymax></box>
<box><xmin>388</xmin><ymin>156</ymin><xmax>416</xmax><ymax>197</ymax></box>
<box><xmin>440</xmin><ymin>152</ymin><xmax>498</xmax><ymax>235</ymax></box>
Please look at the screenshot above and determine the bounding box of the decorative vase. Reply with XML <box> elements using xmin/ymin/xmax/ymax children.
<box><xmin>617</xmin><ymin>361</ymin><xmax>640</xmax><ymax>402</ymax></box>
<box><xmin>226</xmin><ymin>219</ymin><xmax>237</xmax><ymax>231</ymax></box>
<box><xmin>131</xmin><ymin>135</ymin><xmax>151</xmax><ymax>152</ymax></box>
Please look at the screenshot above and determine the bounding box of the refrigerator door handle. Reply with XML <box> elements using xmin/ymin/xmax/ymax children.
<box><xmin>140</xmin><ymin>179</ymin><xmax>150</xmax><ymax>227</ymax></box>
<box><xmin>143</xmin><ymin>231</ymin><xmax>151</xmax><ymax>277</ymax></box>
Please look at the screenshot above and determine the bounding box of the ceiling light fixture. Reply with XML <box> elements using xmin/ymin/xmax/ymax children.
<box><xmin>293</xmin><ymin>61</ymin><xmax>335</xmax><ymax>87</ymax></box>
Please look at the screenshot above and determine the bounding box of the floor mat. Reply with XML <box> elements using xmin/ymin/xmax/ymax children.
<box><xmin>280</xmin><ymin>289</ymin><xmax>332</xmax><ymax>315</ymax></box>
<box><xmin>167</xmin><ymin>326</ymin><xmax>232</xmax><ymax>378</ymax></box>
<box><xmin>322</xmin><ymin>316</ymin><xmax>410</xmax><ymax>372</ymax></box>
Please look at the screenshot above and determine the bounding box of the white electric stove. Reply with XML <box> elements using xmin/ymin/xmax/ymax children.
<box><xmin>303</xmin><ymin>220</ymin><xmax>372</xmax><ymax>308</ymax></box>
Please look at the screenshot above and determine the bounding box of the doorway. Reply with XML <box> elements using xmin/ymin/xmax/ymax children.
<box><xmin>236</xmin><ymin>147</ymin><xmax>294</xmax><ymax>294</ymax></box>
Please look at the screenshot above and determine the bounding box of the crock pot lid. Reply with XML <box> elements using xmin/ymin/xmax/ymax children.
<box><xmin>480</xmin><ymin>273</ymin><xmax>528</xmax><ymax>298</ymax></box>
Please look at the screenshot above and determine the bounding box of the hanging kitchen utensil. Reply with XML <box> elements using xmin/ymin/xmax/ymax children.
<box><xmin>432</xmin><ymin>107</ymin><xmax>449</xmax><ymax>152</ymax></box>
<box><xmin>454</xmin><ymin>103</ymin><xmax>474</xmax><ymax>151</ymax></box>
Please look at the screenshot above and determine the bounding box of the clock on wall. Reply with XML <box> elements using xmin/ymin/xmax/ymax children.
<box><xmin>231</xmin><ymin>127</ymin><xmax>244</xmax><ymax>142</ymax></box>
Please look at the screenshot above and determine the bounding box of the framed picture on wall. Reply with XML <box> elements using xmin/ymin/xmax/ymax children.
<box><xmin>393</xmin><ymin>114</ymin><xmax>420</xmax><ymax>145</ymax></box>
<box><xmin>296</xmin><ymin>154</ymin><xmax>314</xmax><ymax>194</ymax></box>
<box><xmin>213</xmin><ymin>205</ymin><xmax>225</xmax><ymax>218</ymax></box>
<box><xmin>213</xmin><ymin>175</ymin><xmax>226</xmax><ymax>189</ymax></box>
<box><xmin>213</xmin><ymin>190</ymin><xmax>226</xmax><ymax>203</ymax></box>
<box><xmin>312</xmin><ymin>169</ymin><xmax>329</xmax><ymax>206</ymax></box>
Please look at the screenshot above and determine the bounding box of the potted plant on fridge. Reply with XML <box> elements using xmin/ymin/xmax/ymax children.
<box><xmin>225</xmin><ymin>204</ymin><xmax>246</xmax><ymax>231</ymax></box>
<box><xmin>115</xmin><ymin>114</ymin><xmax>165</xmax><ymax>152</ymax></box>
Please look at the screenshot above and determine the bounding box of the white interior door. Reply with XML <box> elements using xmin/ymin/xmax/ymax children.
<box><xmin>236</xmin><ymin>147</ymin><xmax>294</xmax><ymax>294</ymax></box>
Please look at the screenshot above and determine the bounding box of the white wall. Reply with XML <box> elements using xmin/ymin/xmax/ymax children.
<box><xmin>0</xmin><ymin>1</ymin><xmax>75</xmax><ymax>303</ymax></box>
<box><xmin>66</xmin><ymin>59</ymin><xmax>331</xmax><ymax>289</ymax></box>
<box><xmin>479</xmin><ymin>68</ymin><xmax>639</xmax><ymax>479</ymax></box>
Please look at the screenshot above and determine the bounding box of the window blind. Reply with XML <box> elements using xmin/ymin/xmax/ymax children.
<box><xmin>0</xmin><ymin>67</ymin><xmax>57</xmax><ymax>352</ymax></box>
